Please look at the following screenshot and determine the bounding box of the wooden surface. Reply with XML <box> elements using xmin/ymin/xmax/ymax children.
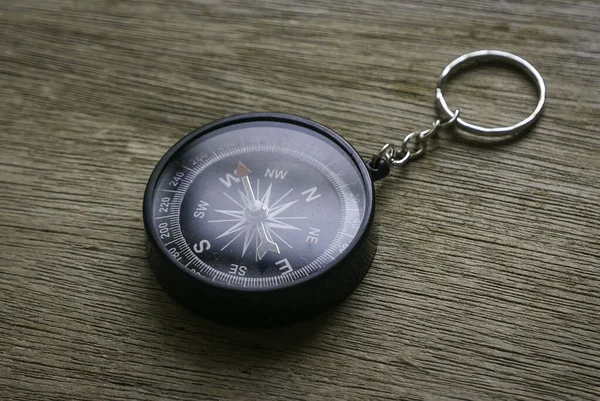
<box><xmin>1</xmin><ymin>1</ymin><xmax>599</xmax><ymax>400</ymax></box>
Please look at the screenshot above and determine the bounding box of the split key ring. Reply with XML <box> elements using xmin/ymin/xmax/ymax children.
<box><xmin>435</xmin><ymin>50</ymin><xmax>546</xmax><ymax>140</ymax></box>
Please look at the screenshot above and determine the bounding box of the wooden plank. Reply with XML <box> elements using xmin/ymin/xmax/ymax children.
<box><xmin>1</xmin><ymin>1</ymin><xmax>598</xmax><ymax>400</ymax></box>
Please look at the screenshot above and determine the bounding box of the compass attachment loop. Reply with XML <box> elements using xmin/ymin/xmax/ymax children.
<box><xmin>368</xmin><ymin>109</ymin><xmax>459</xmax><ymax>176</ymax></box>
<box><xmin>366</xmin><ymin>155</ymin><xmax>391</xmax><ymax>181</ymax></box>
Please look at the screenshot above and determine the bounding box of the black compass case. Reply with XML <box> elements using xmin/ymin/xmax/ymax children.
<box><xmin>143</xmin><ymin>113</ymin><xmax>378</xmax><ymax>326</ymax></box>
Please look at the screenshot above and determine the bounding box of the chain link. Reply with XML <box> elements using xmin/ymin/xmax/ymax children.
<box><xmin>370</xmin><ymin>109</ymin><xmax>460</xmax><ymax>171</ymax></box>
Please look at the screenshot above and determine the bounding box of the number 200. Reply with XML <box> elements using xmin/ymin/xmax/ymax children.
<box><xmin>158</xmin><ymin>222</ymin><xmax>170</xmax><ymax>239</ymax></box>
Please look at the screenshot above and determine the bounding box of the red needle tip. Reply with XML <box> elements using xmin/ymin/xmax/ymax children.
<box><xmin>234</xmin><ymin>161</ymin><xmax>251</xmax><ymax>177</ymax></box>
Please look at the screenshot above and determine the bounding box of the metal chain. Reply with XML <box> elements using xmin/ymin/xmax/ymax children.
<box><xmin>370</xmin><ymin>109</ymin><xmax>460</xmax><ymax>171</ymax></box>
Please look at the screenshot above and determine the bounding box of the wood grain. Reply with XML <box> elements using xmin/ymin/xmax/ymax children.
<box><xmin>1</xmin><ymin>1</ymin><xmax>598</xmax><ymax>400</ymax></box>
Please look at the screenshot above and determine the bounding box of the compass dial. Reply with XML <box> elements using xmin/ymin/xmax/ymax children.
<box><xmin>144</xmin><ymin>113</ymin><xmax>376</xmax><ymax>324</ymax></box>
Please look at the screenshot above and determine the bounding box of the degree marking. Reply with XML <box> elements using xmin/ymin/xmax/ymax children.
<box><xmin>339</xmin><ymin>181</ymin><xmax>358</xmax><ymax>188</ymax></box>
<box><xmin>155</xmin><ymin>215</ymin><xmax>177</xmax><ymax>220</ymax></box>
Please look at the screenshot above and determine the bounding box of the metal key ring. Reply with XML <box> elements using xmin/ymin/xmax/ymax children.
<box><xmin>435</xmin><ymin>50</ymin><xmax>546</xmax><ymax>139</ymax></box>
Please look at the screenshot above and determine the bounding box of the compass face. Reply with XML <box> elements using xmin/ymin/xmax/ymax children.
<box><xmin>146</xmin><ymin>115</ymin><xmax>371</xmax><ymax>291</ymax></box>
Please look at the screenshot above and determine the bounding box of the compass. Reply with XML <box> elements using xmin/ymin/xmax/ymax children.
<box><xmin>143</xmin><ymin>113</ymin><xmax>376</xmax><ymax>325</ymax></box>
<box><xmin>143</xmin><ymin>50</ymin><xmax>546</xmax><ymax>326</ymax></box>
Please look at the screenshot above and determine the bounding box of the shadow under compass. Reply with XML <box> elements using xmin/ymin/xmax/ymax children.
<box><xmin>140</xmin><ymin>274</ymin><xmax>344</xmax><ymax>368</ymax></box>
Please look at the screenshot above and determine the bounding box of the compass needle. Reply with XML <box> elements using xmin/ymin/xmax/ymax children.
<box><xmin>256</xmin><ymin>222</ymin><xmax>280</xmax><ymax>260</ymax></box>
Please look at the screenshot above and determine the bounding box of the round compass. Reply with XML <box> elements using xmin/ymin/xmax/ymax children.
<box><xmin>143</xmin><ymin>113</ymin><xmax>376</xmax><ymax>325</ymax></box>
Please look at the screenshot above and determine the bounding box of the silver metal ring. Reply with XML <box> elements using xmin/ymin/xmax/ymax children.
<box><xmin>435</xmin><ymin>50</ymin><xmax>546</xmax><ymax>138</ymax></box>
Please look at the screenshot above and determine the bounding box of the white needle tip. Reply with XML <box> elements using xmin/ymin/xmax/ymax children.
<box><xmin>257</xmin><ymin>241</ymin><xmax>280</xmax><ymax>260</ymax></box>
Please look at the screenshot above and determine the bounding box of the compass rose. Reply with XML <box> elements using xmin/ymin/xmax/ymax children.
<box><xmin>208</xmin><ymin>161</ymin><xmax>306</xmax><ymax>260</ymax></box>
